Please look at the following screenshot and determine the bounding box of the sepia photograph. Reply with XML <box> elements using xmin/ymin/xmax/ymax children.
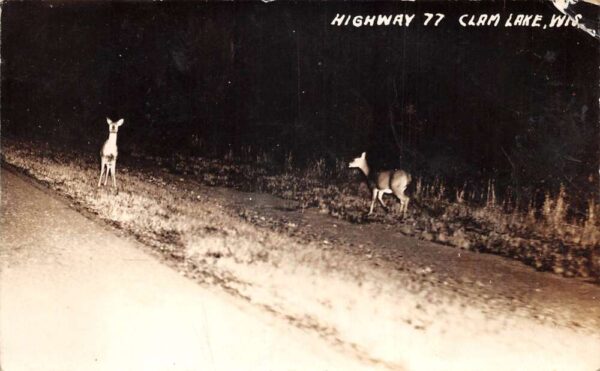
<box><xmin>1</xmin><ymin>1</ymin><xmax>599</xmax><ymax>370</ymax></box>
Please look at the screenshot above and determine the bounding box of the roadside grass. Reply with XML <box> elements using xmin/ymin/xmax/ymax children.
<box><xmin>4</xmin><ymin>139</ymin><xmax>598</xmax><ymax>280</ymax></box>
<box><xmin>166</xmin><ymin>149</ymin><xmax>599</xmax><ymax>280</ymax></box>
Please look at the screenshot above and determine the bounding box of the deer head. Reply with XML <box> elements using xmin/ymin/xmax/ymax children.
<box><xmin>106</xmin><ymin>118</ymin><xmax>124</xmax><ymax>133</ymax></box>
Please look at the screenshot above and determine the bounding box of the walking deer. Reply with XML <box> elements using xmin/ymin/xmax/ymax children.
<box><xmin>349</xmin><ymin>152</ymin><xmax>412</xmax><ymax>216</ymax></box>
<box><xmin>98</xmin><ymin>118</ymin><xmax>124</xmax><ymax>187</ymax></box>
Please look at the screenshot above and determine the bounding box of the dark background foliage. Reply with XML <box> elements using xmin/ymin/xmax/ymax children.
<box><xmin>2</xmin><ymin>1</ymin><xmax>598</xmax><ymax>210</ymax></box>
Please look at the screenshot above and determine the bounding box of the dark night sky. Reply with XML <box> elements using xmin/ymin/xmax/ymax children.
<box><xmin>1</xmin><ymin>1</ymin><xmax>598</xmax><ymax>203</ymax></box>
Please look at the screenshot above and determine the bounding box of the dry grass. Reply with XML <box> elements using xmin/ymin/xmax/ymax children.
<box><xmin>165</xmin><ymin>149</ymin><xmax>599</xmax><ymax>280</ymax></box>
<box><xmin>3</xmin><ymin>139</ymin><xmax>598</xmax><ymax>281</ymax></box>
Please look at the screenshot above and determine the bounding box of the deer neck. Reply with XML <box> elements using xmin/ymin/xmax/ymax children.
<box><xmin>103</xmin><ymin>132</ymin><xmax>118</xmax><ymax>155</ymax></box>
<box><xmin>359</xmin><ymin>162</ymin><xmax>370</xmax><ymax>178</ymax></box>
<box><xmin>106</xmin><ymin>132</ymin><xmax>118</xmax><ymax>146</ymax></box>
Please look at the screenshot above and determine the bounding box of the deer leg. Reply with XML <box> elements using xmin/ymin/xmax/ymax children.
<box><xmin>396</xmin><ymin>190</ymin><xmax>409</xmax><ymax>217</ymax></box>
<box><xmin>98</xmin><ymin>160</ymin><xmax>106</xmax><ymax>187</ymax></box>
<box><xmin>392</xmin><ymin>185</ymin><xmax>407</xmax><ymax>216</ymax></box>
<box><xmin>368</xmin><ymin>188</ymin><xmax>378</xmax><ymax>215</ymax></box>
<box><xmin>108</xmin><ymin>164</ymin><xmax>114</xmax><ymax>186</ymax></box>
<box><xmin>111</xmin><ymin>163</ymin><xmax>117</xmax><ymax>188</ymax></box>
<box><xmin>104</xmin><ymin>163</ymin><xmax>110</xmax><ymax>186</ymax></box>
<box><xmin>377</xmin><ymin>191</ymin><xmax>387</xmax><ymax>211</ymax></box>
<box><xmin>402</xmin><ymin>195</ymin><xmax>410</xmax><ymax>217</ymax></box>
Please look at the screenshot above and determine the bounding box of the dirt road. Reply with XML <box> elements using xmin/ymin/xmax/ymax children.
<box><xmin>0</xmin><ymin>170</ymin><xmax>372</xmax><ymax>371</ymax></box>
<box><xmin>205</xmin><ymin>184</ymin><xmax>600</xmax><ymax>329</ymax></box>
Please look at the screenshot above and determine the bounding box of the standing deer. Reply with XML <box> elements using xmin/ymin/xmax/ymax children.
<box><xmin>349</xmin><ymin>152</ymin><xmax>412</xmax><ymax>217</ymax></box>
<box><xmin>98</xmin><ymin>118</ymin><xmax>124</xmax><ymax>187</ymax></box>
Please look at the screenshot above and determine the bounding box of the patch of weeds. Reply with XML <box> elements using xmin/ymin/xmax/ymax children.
<box><xmin>2</xmin><ymin>140</ymin><xmax>598</xmax><ymax>281</ymax></box>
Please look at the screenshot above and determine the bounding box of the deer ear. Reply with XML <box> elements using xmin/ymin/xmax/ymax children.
<box><xmin>106</xmin><ymin>118</ymin><xmax>112</xmax><ymax>125</ymax></box>
<box><xmin>361</xmin><ymin>152</ymin><xmax>366</xmax><ymax>159</ymax></box>
<box><xmin>116</xmin><ymin>119</ymin><xmax>124</xmax><ymax>126</ymax></box>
